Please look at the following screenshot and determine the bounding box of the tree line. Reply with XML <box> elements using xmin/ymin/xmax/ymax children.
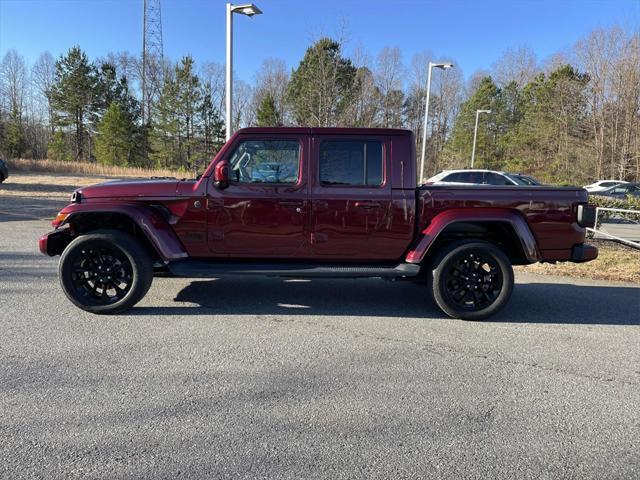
<box><xmin>0</xmin><ymin>25</ymin><xmax>637</xmax><ymax>183</ymax></box>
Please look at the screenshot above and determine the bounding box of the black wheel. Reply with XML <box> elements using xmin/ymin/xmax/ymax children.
<box><xmin>430</xmin><ymin>240</ymin><xmax>513</xmax><ymax>321</ymax></box>
<box><xmin>59</xmin><ymin>230</ymin><xmax>153</xmax><ymax>314</ymax></box>
<box><xmin>0</xmin><ymin>173</ymin><xmax>5</xmax><ymax>183</ymax></box>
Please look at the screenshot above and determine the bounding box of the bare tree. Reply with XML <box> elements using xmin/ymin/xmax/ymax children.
<box><xmin>375</xmin><ymin>46</ymin><xmax>404</xmax><ymax>127</ymax></box>
<box><xmin>404</xmin><ymin>50</ymin><xmax>434</xmax><ymax>135</ymax></box>
<box><xmin>574</xmin><ymin>26</ymin><xmax>640</xmax><ymax>180</ymax></box>
<box><xmin>430</xmin><ymin>61</ymin><xmax>464</xmax><ymax>171</ymax></box>
<box><xmin>252</xmin><ymin>58</ymin><xmax>290</xmax><ymax>125</ymax></box>
<box><xmin>200</xmin><ymin>61</ymin><xmax>225</xmax><ymax>118</ymax></box>
<box><xmin>0</xmin><ymin>49</ymin><xmax>28</xmax><ymax>120</ymax></box>
<box><xmin>32</xmin><ymin>51</ymin><xmax>56</xmax><ymax>134</ymax></box>
<box><xmin>492</xmin><ymin>46</ymin><xmax>539</xmax><ymax>88</ymax></box>
<box><xmin>232</xmin><ymin>80</ymin><xmax>254</xmax><ymax>131</ymax></box>
<box><xmin>343</xmin><ymin>45</ymin><xmax>380</xmax><ymax>127</ymax></box>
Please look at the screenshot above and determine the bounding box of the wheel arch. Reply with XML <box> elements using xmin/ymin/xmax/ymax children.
<box><xmin>406</xmin><ymin>208</ymin><xmax>540</xmax><ymax>266</ymax></box>
<box><xmin>52</xmin><ymin>204</ymin><xmax>187</xmax><ymax>261</ymax></box>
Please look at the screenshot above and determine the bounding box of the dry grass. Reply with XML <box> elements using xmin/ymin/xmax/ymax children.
<box><xmin>7</xmin><ymin>158</ymin><xmax>181</xmax><ymax>179</ymax></box>
<box><xmin>516</xmin><ymin>241</ymin><xmax>640</xmax><ymax>283</ymax></box>
<box><xmin>0</xmin><ymin>172</ymin><xmax>119</xmax><ymax>199</ymax></box>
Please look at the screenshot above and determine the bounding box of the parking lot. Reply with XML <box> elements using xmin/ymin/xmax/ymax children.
<box><xmin>0</xmin><ymin>209</ymin><xmax>639</xmax><ymax>479</ymax></box>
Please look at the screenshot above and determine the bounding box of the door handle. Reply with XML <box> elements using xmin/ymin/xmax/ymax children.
<box><xmin>278</xmin><ymin>201</ymin><xmax>304</xmax><ymax>207</ymax></box>
<box><xmin>354</xmin><ymin>201</ymin><xmax>381</xmax><ymax>209</ymax></box>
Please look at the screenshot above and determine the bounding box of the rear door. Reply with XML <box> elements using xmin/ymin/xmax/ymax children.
<box><xmin>309</xmin><ymin>135</ymin><xmax>401</xmax><ymax>260</ymax></box>
<box><xmin>206</xmin><ymin>134</ymin><xmax>310</xmax><ymax>258</ymax></box>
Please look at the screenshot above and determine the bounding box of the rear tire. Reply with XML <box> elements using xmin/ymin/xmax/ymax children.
<box><xmin>59</xmin><ymin>230</ymin><xmax>153</xmax><ymax>314</ymax></box>
<box><xmin>429</xmin><ymin>240</ymin><xmax>513</xmax><ymax>321</ymax></box>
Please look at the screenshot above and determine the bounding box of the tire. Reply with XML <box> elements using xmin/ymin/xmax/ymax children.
<box><xmin>429</xmin><ymin>240</ymin><xmax>514</xmax><ymax>321</ymax></box>
<box><xmin>59</xmin><ymin>230</ymin><xmax>153</xmax><ymax>314</ymax></box>
<box><xmin>0</xmin><ymin>173</ymin><xmax>4</xmax><ymax>183</ymax></box>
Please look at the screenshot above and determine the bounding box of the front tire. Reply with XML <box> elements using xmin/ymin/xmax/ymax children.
<box><xmin>59</xmin><ymin>230</ymin><xmax>153</xmax><ymax>314</ymax></box>
<box><xmin>430</xmin><ymin>240</ymin><xmax>514</xmax><ymax>321</ymax></box>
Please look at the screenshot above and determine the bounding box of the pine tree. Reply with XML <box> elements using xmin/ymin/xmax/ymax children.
<box><xmin>49</xmin><ymin>46</ymin><xmax>97</xmax><ymax>160</ymax></box>
<box><xmin>5</xmin><ymin>113</ymin><xmax>26</xmax><ymax>157</ymax></box>
<box><xmin>175</xmin><ymin>56</ymin><xmax>201</xmax><ymax>168</ymax></box>
<box><xmin>256</xmin><ymin>93</ymin><xmax>281</xmax><ymax>126</ymax></box>
<box><xmin>507</xmin><ymin>65</ymin><xmax>589</xmax><ymax>181</ymax></box>
<box><xmin>151</xmin><ymin>76</ymin><xmax>180</xmax><ymax>169</ymax></box>
<box><xmin>199</xmin><ymin>81</ymin><xmax>225</xmax><ymax>161</ymax></box>
<box><xmin>94</xmin><ymin>63</ymin><xmax>149</xmax><ymax>166</ymax></box>
<box><xmin>287</xmin><ymin>38</ymin><xmax>358</xmax><ymax>126</ymax></box>
<box><xmin>152</xmin><ymin>56</ymin><xmax>205</xmax><ymax>170</ymax></box>
<box><xmin>444</xmin><ymin>77</ymin><xmax>500</xmax><ymax>169</ymax></box>
<box><xmin>95</xmin><ymin>102</ymin><xmax>133</xmax><ymax>166</ymax></box>
<box><xmin>47</xmin><ymin>130</ymin><xmax>69</xmax><ymax>161</ymax></box>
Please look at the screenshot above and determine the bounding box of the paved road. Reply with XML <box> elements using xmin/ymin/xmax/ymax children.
<box><xmin>1</xmin><ymin>216</ymin><xmax>639</xmax><ymax>479</ymax></box>
<box><xmin>598</xmin><ymin>222</ymin><xmax>640</xmax><ymax>243</ymax></box>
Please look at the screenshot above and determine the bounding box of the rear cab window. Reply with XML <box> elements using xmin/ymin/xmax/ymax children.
<box><xmin>319</xmin><ymin>140</ymin><xmax>383</xmax><ymax>186</ymax></box>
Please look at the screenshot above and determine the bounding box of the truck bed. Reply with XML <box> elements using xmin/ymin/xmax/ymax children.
<box><xmin>417</xmin><ymin>185</ymin><xmax>589</xmax><ymax>259</ymax></box>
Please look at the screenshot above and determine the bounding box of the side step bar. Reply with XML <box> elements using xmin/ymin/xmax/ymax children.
<box><xmin>166</xmin><ymin>260</ymin><xmax>421</xmax><ymax>279</ymax></box>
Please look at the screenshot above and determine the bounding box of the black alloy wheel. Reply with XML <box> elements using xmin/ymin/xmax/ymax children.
<box><xmin>430</xmin><ymin>240</ymin><xmax>514</xmax><ymax>320</ymax></box>
<box><xmin>69</xmin><ymin>245</ymin><xmax>133</xmax><ymax>304</ymax></box>
<box><xmin>59</xmin><ymin>231</ymin><xmax>153</xmax><ymax>314</ymax></box>
<box><xmin>442</xmin><ymin>250</ymin><xmax>503</xmax><ymax>311</ymax></box>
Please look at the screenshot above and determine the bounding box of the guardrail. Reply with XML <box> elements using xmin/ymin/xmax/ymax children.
<box><xmin>587</xmin><ymin>207</ymin><xmax>640</xmax><ymax>249</ymax></box>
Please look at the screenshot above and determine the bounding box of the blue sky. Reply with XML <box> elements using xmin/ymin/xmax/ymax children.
<box><xmin>1</xmin><ymin>0</ymin><xmax>638</xmax><ymax>82</ymax></box>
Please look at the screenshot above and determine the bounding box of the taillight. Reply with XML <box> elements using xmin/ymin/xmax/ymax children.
<box><xmin>577</xmin><ymin>204</ymin><xmax>596</xmax><ymax>228</ymax></box>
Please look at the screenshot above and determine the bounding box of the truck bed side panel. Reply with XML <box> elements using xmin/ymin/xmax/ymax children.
<box><xmin>417</xmin><ymin>186</ymin><xmax>589</xmax><ymax>261</ymax></box>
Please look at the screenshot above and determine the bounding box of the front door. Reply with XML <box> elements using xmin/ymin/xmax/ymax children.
<box><xmin>206</xmin><ymin>135</ymin><xmax>310</xmax><ymax>258</ymax></box>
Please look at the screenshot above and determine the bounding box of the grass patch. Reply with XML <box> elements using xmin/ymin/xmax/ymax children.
<box><xmin>7</xmin><ymin>158</ymin><xmax>183</xmax><ymax>179</ymax></box>
<box><xmin>517</xmin><ymin>241</ymin><xmax>640</xmax><ymax>283</ymax></box>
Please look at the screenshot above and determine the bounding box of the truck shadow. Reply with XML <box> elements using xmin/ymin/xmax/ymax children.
<box><xmin>135</xmin><ymin>277</ymin><xmax>640</xmax><ymax>326</ymax></box>
<box><xmin>0</xmin><ymin>196</ymin><xmax>67</xmax><ymax>222</ymax></box>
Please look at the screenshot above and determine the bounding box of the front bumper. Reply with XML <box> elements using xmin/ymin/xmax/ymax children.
<box><xmin>570</xmin><ymin>243</ymin><xmax>598</xmax><ymax>263</ymax></box>
<box><xmin>39</xmin><ymin>228</ymin><xmax>72</xmax><ymax>256</ymax></box>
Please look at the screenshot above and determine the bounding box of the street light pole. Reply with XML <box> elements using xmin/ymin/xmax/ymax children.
<box><xmin>471</xmin><ymin>109</ymin><xmax>491</xmax><ymax>168</ymax></box>
<box><xmin>225</xmin><ymin>3</ymin><xmax>262</xmax><ymax>142</ymax></box>
<box><xmin>225</xmin><ymin>3</ymin><xmax>233</xmax><ymax>141</ymax></box>
<box><xmin>419</xmin><ymin>61</ymin><xmax>454</xmax><ymax>183</ymax></box>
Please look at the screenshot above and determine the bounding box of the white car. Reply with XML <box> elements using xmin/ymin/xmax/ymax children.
<box><xmin>583</xmin><ymin>180</ymin><xmax>629</xmax><ymax>192</ymax></box>
<box><xmin>426</xmin><ymin>169</ymin><xmax>541</xmax><ymax>186</ymax></box>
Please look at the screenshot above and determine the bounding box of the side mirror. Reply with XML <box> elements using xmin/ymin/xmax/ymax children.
<box><xmin>213</xmin><ymin>161</ymin><xmax>230</xmax><ymax>189</ymax></box>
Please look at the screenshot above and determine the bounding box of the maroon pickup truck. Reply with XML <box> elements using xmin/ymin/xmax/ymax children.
<box><xmin>39</xmin><ymin>128</ymin><xmax>597</xmax><ymax>320</ymax></box>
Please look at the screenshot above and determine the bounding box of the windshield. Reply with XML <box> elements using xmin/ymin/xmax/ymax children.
<box><xmin>507</xmin><ymin>174</ymin><xmax>540</xmax><ymax>185</ymax></box>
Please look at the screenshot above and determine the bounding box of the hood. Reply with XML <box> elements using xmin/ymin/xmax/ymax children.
<box><xmin>75</xmin><ymin>178</ymin><xmax>184</xmax><ymax>200</ymax></box>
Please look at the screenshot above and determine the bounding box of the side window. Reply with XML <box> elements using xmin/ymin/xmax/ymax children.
<box><xmin>319</xmin><ymin>140</ymin><xmax>383</xmax><ymax>186</ymax></box>
<box><xmin>228</xmin><ymin>139</ymin><xmax>300</xmax><ymax>184</ymax></box>
<box><xmin>442</xmin><ymin>172</ymin><xmax>468</xmax><ymax>183</ymax></box>
<box><xmin>466</xmin><ymin>172</ymin><xmax>484</xmax><ymax>184</ymax></box>
<box><xmin>610</xmin><ymin>186</ymin><xmax>627</xmax><ymax>194</ymax></box>
<box><xmin>485</xmin><ymin>173</ymin><xmax>511</xmax><ymax>185</ymax></box>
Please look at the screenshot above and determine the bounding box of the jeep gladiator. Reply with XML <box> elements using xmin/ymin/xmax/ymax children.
<box><xmin>39</xmin><ymin>128</ymin><xmax>598</xmax><ymax>320</ymax></box>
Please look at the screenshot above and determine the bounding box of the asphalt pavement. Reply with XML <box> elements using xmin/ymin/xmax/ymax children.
<box><xmin>1</xmin><ymin>216</ymin><xmax>639</xmax><ymax>479</ymax></box>
<box><xmin>598</xmin><ymin>222</ymin><xmax>640</xmax><ymax>243</ymax></box>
